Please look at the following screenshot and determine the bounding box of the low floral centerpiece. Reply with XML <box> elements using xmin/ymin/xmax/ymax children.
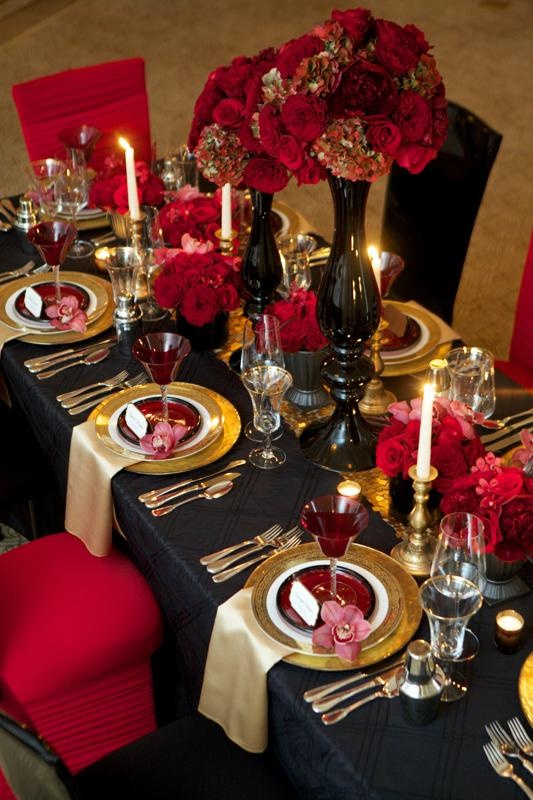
<box><xmin>156</xmin><ymin>185</ymin><xmax>239</xmax><ymax>248</ymax></box>
<box><xmin>88</xmin><ymin>154</ymin><xmax>165</xmax><ymax>212</ymax></box>
<box><xmin>153</xmin><ymin>235</ymin><xmax>242</xmax><ymax>350</ymax></box>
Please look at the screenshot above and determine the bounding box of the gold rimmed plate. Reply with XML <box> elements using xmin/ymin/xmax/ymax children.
<box><xmin>518</xmin><ymin>649</ymin><xmax>533</xmax><ymax>726</ymax></box>
<box><xmin>0</xmin><ymin>271</ymin><xmax>113</xmax><ymax>345</ymax></box>
<box><xmin>90</xmin><ymin>382</ymin><xmax>241</xmax><ymax>475</ymax></box>
<box><xmin>246</xmin><ymin>542</ymin><xmax>421</xmax><ymax>672</ymax></box>
<box><xmin>381</xmin><ymin>301</ymin><xmax>450</xmax><ymax>377</ymax></box>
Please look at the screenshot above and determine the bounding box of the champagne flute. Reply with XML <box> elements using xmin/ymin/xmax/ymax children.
<box><xmin>241</xmin><ymin>365</ymin><xmax>292</xmax><ymax>469</ymax></box>
<box><xmin>300</xmin><ymin>495</ymin><xmax>369</xmax><ymax>604</ymax></box>
<box><xmin>241</xmin><ymin>314</ymin><xmax>285</xmax><ymax>442</ymax></box>
<box><xmin>24</xmin><ymin>159</ymin><xmax>66</xmax><ymax>218</ymax></box>
<box><xmin>132</xmin><ymin>333</ymin><xmax>191</xmax><ymax>423</ymax></box>
<box><xmin>27</xmin><ymin>220</ymin><xmax>77</xmax><ymax>304</ymax></box>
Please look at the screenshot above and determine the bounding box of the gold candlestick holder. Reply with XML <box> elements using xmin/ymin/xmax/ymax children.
<box><xmin>128</xmin><ymin>212</ymin><xmax>146</xmax><ymax>256</ymax></box>
<box><xmin>390</xmin><ymin>464</ymin><xmax>438</xmax><ymax>577</ymax></box>
<box><xmin>215</xmin><ymin>228</ymin><xmax>237</xmax><ymax>257</ymax></box>
<box><xmin>359</xmin><ymin>317</ymin><xmax>396</xmax><ymax>415</ymax></box>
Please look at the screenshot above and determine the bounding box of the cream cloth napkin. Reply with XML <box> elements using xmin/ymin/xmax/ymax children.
<box><xmin>65</xmin><ymin>420</ymin><xmax>140</xmax><ymax>557</ymax></box>
<box><xmin>0</xmin><ymin>321</ymin><xmax>25</xmax><ymax>354</ymax></box>
<box><xmin>199</xmin><ymin>587</ymin><xmax>294</xmax><ymax>753</ymax></box>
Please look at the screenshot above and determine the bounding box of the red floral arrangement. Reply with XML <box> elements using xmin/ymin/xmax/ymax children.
<box><xmin>88</xmin><ymin>155</ymin><xmax>165</xmax><ymax>212</ymax></box>
<box><xmin>153</xmin><ymin>236</ymin><xmax>241</xmax><ymax>327</ymax></box>
<box><xmin>189</xmin><ymin>7</ymin><xmax>447</xmax><ymax>190</ymax></box>
<box><xmin>156</xmin><ymin>186</ymin><xmax>238</xmax><ymax>248</ymax></box>
<box><xmin>266</xmin><ymin>289</ymin><xmax>329</xmax><ymax>352</ymax></box>
<box><xmin>440</xmin><ymin>452</ymin><xmax>533</xmax><ymax>561</ymax></box>
<box><xmin>376</xmin><ymin>397</ymin><xmax>486</xmax><ymax>495</ymax></box>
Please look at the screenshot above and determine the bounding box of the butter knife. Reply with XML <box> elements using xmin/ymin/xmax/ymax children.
<box><xmin>25</xmin><ymin>337</ymin><xmax>117</xmax><ymax>372</ymax></box>
<box><xmin>303</xmin><ymin>654</ymin><xmax>406</xmax><ymax>703</ymax></box>
<box><xmin>138</xmin><ymin>459</ymin><xmax>247</xmax><ymax>504</ymax></box>
<box><xmin>321</xmin><ymin>670</ymin><xmax>402</xmax><ymax>725</ymax></box>
<box><xmin>145</xmin><ymin>472</ymin><xmax>241</xmax><ymax>509</ymax></box>
<box><xmin>312</xmin><ymin>665</ymin><xmax>401</xmax><ymax>713</ymax></box>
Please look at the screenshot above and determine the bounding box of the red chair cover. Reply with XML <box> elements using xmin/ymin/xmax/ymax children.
<box><xmin>495</xmin><ymin>230</ymin><xmax>533</xmax><ymax>390</ymax></box>
<box><xmin>12</xmin><ymin>58</ymin><xmax>152</xmax><ymax>172</ymax></box>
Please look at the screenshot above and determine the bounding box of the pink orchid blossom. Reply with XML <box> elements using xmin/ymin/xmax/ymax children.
<box><xmin>471</xmin><ymin>452</ymin><xmax>502</xmax><ymax>473</ymax></box>
<box><xmin>511</xmin><ymin>429</ymin><xmax>533</xmax><ymax>467</ymax></box>
<box><xmin>180</xmin><ymin>233</ymin><xmax>214</xmax><ymax>254</ymax></box>
<box><xmin>45</xmin><ymin>295</ymin><xmax>88</xmax><ymax>332</ymax></box>
<box><xmin>312</xmin><ymin>600</ymin><xmax>372</xmax><ymax>662</ymax></box>
<box><xmin>387</xmin><ymin>400</ymin><xmax>411</xmax><ymax>425</ymax></box>
<box><xmin>139</xmin><ymin>422</ymin><xmax>187</xmax><ymax>459</ymax></box>
<box><xmin>176</xmin><ymin>185</ymin><xmax>203</xmax><ymax>203</ymax></box>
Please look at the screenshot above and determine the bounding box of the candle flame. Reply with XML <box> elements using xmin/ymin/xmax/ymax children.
<box><xmin>367</xmin><ymin>245</ymin><xmax>379</xmax><ymax>261</ymax></box>
<box><xmin>118</xmin><ymin>136</ymin><xmax>131</xmax><ymax>150</ymax></box>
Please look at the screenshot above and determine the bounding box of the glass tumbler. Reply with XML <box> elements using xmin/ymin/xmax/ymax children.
<box><xmin>446</xmin><ymin>346</ymin><xmax>496</xmax><ymax>419</ymax></box>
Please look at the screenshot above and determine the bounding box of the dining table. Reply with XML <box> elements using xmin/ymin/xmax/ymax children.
<box><xmin>0</xmin><ymin>209</ymin><xmax>531</xmax><ymax>800</ymax></box>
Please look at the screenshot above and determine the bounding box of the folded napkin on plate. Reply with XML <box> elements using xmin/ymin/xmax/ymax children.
<box><xmin>65</xmin><ymin>420</ymin><xmax>141</xmax><ymax>557</ymax></box>
<box><xmin>199</xmin><ymin>587</ymin><xmax>294</xmax><ymax>753</ymax></box>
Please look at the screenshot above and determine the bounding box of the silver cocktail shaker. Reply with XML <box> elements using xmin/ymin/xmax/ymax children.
<box><xmin>398</xmin><ymin>640</ymin><xmax>444</xmax><ymax>725</ymax></box>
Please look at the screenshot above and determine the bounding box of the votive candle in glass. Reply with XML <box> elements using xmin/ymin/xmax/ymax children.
<box><xmin>336</xmin><ymin>480</ymin><xmax>362</xmax><ymax>500</ymax></box>
<box><xmin>494</xmin><ymin>609</ymin><xmax>524</xmax><ymax>654</ymax></box>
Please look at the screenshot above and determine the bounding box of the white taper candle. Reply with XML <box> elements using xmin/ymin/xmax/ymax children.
<box><xmin>118</xmin><ymin>137</ymin><xmax>141</xmax><ymax>220</ymax></box>
<box><xmin>221</xmin><ymin>183</ymin><xmax>232</xmax><ymax>239</ymax></box>
<box><xmin>416</xmin><ymin>384</ymin><xmax>434</xmax><ymax>480</ymax></box>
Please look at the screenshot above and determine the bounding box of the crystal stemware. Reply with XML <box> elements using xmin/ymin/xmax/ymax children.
<box><xmin>132</xmin><ymin>333</ymin><xmax>191</xmax><ymax>423</ymax></box>
<box><xmin>300</xmin><ymin>494</ymin><xmax>369</xmax><ymax>604</ymax></box>
<box><xmin>446</xmin><ymin>346</ymin><xmax>496</xmax><ymax>420</ymax></box>
<box><xmin>241</xmin><ymin>365</ymin><xmax>292</xmax><ymax>469</ymax></box>
<box><xmin>56</xmin><ymin>166</ymin><xmax>94</xmax><ymax>258</ymax></box>
<box><xmin>276</xmin><ymin>233</ymin><xmax>314</xmax><ymax>297</ymax></box>
<box><xmin>27</xmin><ymin>220</ymin><xmax>77</xmax><ymax>304</ymax></box>
<box><xmin>24</xmin><ymin>158</ymin><xmax>66</xmax><ymax>218</ymax></box>
<box><xmin>419</xmin><ymin>574</ymin><xmax>483</xmax><ymax>702</ymax></box>
<box><xmin>241</xmin><ymin>314</ymin><xmax>285</xmax><ymax>442</ymax></box>
<box><xmin>57</xmin><ymin>124</ymin><xmax>101</xmax><ymax>169</ymax></box>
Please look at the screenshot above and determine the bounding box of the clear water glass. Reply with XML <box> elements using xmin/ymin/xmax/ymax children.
<box><xmin>241</xmin><ymin>315</ymin><xmax>285</xmax><ymax>442</ymax></box>
<box><xmin>242</xmin><ymin>365</ymin><xmax>292</xmax><ymax>469</ymax></box>
<box><xmin>277</xmin><ymin>233</ymin><xmax>315</xmax><ymax>297</ymax></box>
<box><xmin>446</xmin><ymin>346</ymin><xmax>496</xmax><ymax>419</ymax></box>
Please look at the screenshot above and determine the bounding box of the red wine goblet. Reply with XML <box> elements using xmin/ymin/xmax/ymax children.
<box><xmin>300</xmin><ymin>495</ymin><xmax>369</xmax><ymax>605</ymax></box>
<box><xmin>57</xmin><ymin>124</ymin><xmax>101</xmax><ymax>168</ymax></box>
<box><xmin>132</xmin><ymin>333</ymin><xmax>191</xmax><ymax>423</ymax></box>
<box><xmin>27</xmin><ymin>220</ymin><xmax>77</xmax><ymax>304</ymax></box>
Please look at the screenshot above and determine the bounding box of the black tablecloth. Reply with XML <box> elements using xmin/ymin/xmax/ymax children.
<box><xmin>1</xmin><ymin>224</ymin><xmax>531</xmax><ymax>799</ymax></box>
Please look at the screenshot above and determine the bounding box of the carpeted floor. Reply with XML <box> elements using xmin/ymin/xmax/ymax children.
<box><xmin>0</xmin><ymin>0</ymin><xmax>531</xmax><ymax>359</ymax></box>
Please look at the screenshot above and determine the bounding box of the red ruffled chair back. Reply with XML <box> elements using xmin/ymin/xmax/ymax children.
<box><xmin>12</xmin><ymin>58</ymin><xmax>152</xmax><ymax>172</ymax></box>
<box><xmin>495</xmin><ymin>230</ymin><xmax>533</xmax><ymax>390</ymax></box>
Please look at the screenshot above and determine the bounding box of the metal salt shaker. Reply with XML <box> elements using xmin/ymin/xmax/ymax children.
<box><xmin>398</xmin><ymin>640</ymin><xmax>444</xmax><ymax>725</ymax></box>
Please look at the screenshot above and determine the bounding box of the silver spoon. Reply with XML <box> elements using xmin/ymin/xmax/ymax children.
<box><xmin>0</xmin><ymin>220</ymin><xmax>11</xmax><ymax>233</ymax></box>
<box><xmin>36</xmin><ymin>348</ymin><xmax>110</xmax><ymax>380</ymax></box>
<box><xmin>151</xmin><ymin>480</ymin><xmax>234</xmax><ymax>517</ymax></box>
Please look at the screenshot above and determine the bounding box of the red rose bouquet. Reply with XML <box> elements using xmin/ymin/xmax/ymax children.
<box><xmin>153</xmin><ymin>237</ymin><xmax>241</xmax><ymax>327</ymax></box>
<box><xmin>376</xmin><ymin>397</ymin><xmax>486</xmax><ymax>494</ymax></box>
<box><xmin>156</xmin><ymin>186</ymin><xmax>238</xmax><ymax>248</ymax></box>
<box><xmin>189</xmin><ymin>7</ymin><xmax>447</xmax><ymax>190</ymax></box>
<box><xmin>266</xmin><ymin>289</ymin><xmax>329</xmax><ymax>352</ymax></box>
<box><xmin>88</xmin><ymin>154</ymin><xmax>165</xmax><ymax>212</ymax></box>
<box><xmin>440</xmin><ymin>452</ymin><xmax>533</xmax><ymax>561</ymax></box>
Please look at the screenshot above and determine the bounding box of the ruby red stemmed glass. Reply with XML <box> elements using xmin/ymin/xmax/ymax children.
<box><xmin>132</xmin><ymin>332</ymin><xmax>191</xmax><ymax>423</ymax></box>
<box><xmin>300</xmin><ymin>494</ymin><xmax>370</xmax><ymax>605</ymax></box>
<box><xmin>27</xmin><ymin>220</ymin><xmax>77</xmax><ymax>304</ymax></box>
<box><xmin>57</xmin><ymin>124</ymin><xmax>101</xmax><ymax>168</ymax></box>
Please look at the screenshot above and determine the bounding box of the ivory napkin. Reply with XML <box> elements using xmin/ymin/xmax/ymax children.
<box><xmin>199</xmin><ymin>587</ymin><xmax>294</xmax><ymax>753</ymax></box>
<box><xmin>0</xmin><ymin>321</ymin><xmax>25</xmax><ymax>354</ymax></box>
<box><xmin>65</xmin><ymin>420</ymin><xmax>140</xmax><ymax>556</ymax></box>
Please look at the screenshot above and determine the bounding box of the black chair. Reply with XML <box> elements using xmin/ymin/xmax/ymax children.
<box><xmin>0</xmin><ymin>711</ymin><xmax>300</xmax><ymax>800</ymax></box>
<box><xmin>381</xmin><ymin>101</ymin><xmax>502</xmax><ymax>323</ymax></box>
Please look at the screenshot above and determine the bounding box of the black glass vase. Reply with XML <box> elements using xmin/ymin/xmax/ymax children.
<box><xmin>241</xmin><ymin>189</ymin><xmax>282</xmax><ymax>317</ymax></box>
<box><xmin>299</xmin><ymin>176</ymin><xmax>380</xmax><ymax>471</ymax></box>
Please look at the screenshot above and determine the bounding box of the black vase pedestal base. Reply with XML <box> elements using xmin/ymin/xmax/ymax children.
<box><xmin>286</xmin><ymin>385</ymin><xmax>330</xmax><ymax>411</ymax></box>
<box><xmin>299</xmin><ymin>403</ymin><xmax>377</xmax><ymax>473</ymax></box>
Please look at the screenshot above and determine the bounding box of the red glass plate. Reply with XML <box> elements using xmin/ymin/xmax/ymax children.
<box><xmin>117</xmin><ymin>396</ymin><xmax>201</xmax><ymax>447</ymax></box>
<box><xmin>276</xmin><ymin>564</ymin><xmax>376</xmax><ymax>634</ymax></box>
<box><xmin>15</xmin><ymin>282</ymin><xmax>90</xmax><ymax>322</ymax></box>
<box><xmin>381</xmin><ymin>316</ymin><xmax>421</xmax><ymax>352</ymax></box>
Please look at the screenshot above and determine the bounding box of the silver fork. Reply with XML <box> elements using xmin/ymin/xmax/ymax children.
<box><xmin>212</xmin><ymin>530</ymin><xmax>302</xmax><ymax>583</ymax></box>
<box><xmin>483</xmin><ymin>742</ymin><xmax>533</xmax><ymax>798</ymax></box>
<box><xmin>0</xmin><ymin>260</ymin><xmax>35</xmax><ymax>283</ymax></box>
<box><xmin>67</xmin><ymin>373</ymin><xmax>147</xmax><ymax>415</ymax></box>
<box><xmin>509</xmin><ymin>717</ymin><xmax>533</xmax><ymax>758</ymax></box>
<box><xmin>206</xmin><ymin>526</ymin><xmax>295</xmax><ymax>573</ymax></box>
<box><xmin>486</xmin><ymin>721</ymin><xmax>533</xmax><ymax>775</ymax></box>
<box><xmin>57</xmin><ymin>370</ymin><xmax>129</xmax><ymax>404</ymax></box>
<box><xmin>200</xmin><ymin>523</ymin><xmax>283</xmax><ymax>566</ymax></box>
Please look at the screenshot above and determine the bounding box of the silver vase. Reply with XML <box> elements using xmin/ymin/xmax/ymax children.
<box><xmin>483</xmin><ymin>553</ymin><xmax>528</xmax><ymax>605</ymax></box>
<box><xmin>284</xmin><ymin>349</ymin><xmax>329</xmax><ymax>410</ymax></box>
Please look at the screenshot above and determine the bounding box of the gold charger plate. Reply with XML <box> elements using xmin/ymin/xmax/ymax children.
<box><xmin>381</xmin><ymin>301</ymin><xmax>446</xmax><ymax>377</ymax></box>
<box><xmin>518</xmin><ymin>649</ymin><xmax>533</xmax><ymax>726</ymax></box>
<box><xmin>89</xmin><ymin>382</ymin><xmax>241</xmax><ymax>475</ymax></box>
<box><xmin>272</xmin><ymin>201</ymin><xmax>300</xmax><ymax>235</ymax></box>
<box><xmin>0</xmin><ymin>271</ymin><xmax>113</xmax><ymax>346</ymax></box>
<box><xmin>246</xmin><ymin>542</ymin><xmax>421</xmax><ymax>671</ymax></box>
<box><xmin>57</xmin><ymin>210</ymin><xmax>109</xmax><ymax>230</ymax></box>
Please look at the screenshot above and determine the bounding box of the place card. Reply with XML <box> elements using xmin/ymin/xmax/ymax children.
<box><xmin>24</xmin><ymin>286</ymin><xmax>43</xmax><ymax>318</ymax></box>
<box><xmin>125</xmin><ymin>403</ymin><xmax>148</xmax><ymax>440</ymax></box>
<box><xmin>289</xmin><ymin>579</ymin><xmax>320</xmax><ymax>627</ymax></box>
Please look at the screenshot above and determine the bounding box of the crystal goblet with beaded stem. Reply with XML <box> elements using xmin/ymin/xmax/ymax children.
<box><xmin>132</xmin><ymin>332</ymin><xmax>191</xmax><ymax>423</ymax></box>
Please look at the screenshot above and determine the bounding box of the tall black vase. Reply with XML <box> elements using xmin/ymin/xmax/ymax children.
<box><xmin>241</xmin><ymin>190</ymin><xmax>282</xmax><ymax>317</ymax></box>
<box><xmin>299</xmin><ymin>176</ymin><xmax>380</xmax><ymax>471</ymax></box>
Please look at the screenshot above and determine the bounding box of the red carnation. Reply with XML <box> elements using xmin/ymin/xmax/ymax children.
<box><xmin>281</xmin><ymin>95</ymin><xmax>328</xmax><ymax>142</ymax></box>
<box><xmin>243</xmin><ymin>156</ymin><xmax>289</xmax><ymax>193</ymax></box>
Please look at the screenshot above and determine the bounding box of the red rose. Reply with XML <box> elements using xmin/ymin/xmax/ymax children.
<box><xmin>431</xmin><ymin>442</ymin><xmax>468</xmax><ymax>493</ymax></box>
<box><xmin>180</xmin><ymin>284</ymin><xmax>219</xmax><ymax>326</ymax></box>
<box><xmin>394</xmin><ymin>91</ymin><xmax>432</xmax><ymax>143</ymax></box>
<box><xmin>139</xmin><ymin>174</ymin><xmax>164</xmax><ymax>207</ymax></box>
<box><xmin>218</xmin><ymin>56</ymin><xmax>252</xmax><ymax>98</ymax></box>
<box><xmin>188</xmin><ymin>80</ymin><xmax>224</xmax><ymax>148</ymax></box>
<box><xmin>243</xmin><ymin>156</ymin><xmax>289</xmax><ymax>192</ymax></box>
<box><xmin>154</xmin><ymin>269</ymin><xmax>183</xmax><ymax>309</ymax></box>
<box><xmin>366</xmin><ymin>117</ymin><xmax>401</xmax><ymax>156</ymax></box>
<box><xmin>188</xmin><ymin>198</ymin><xmax>220</xmax><ymax>223</ymax></box>
<box><xmin>112</xmin><ymin>183</ymin><xmax>129</xmax><ymax>213</ymax></box>
<box><xmin>213</xmin><ymin>98</ymin><xmax>245</xmax><ymax>129</ymax></box>
<box><xmin>202</xmin><ymin>262</ymin><xmax>230</xmax><ymax>288</ymax></box>
<box><xmin>281</xmin><ymin>95</ymin><xmax>328</xmax><ymax>142</ymax></box>
<box><xmin>404</xmin><ymin>24</ymin><xmax>430</xmax><ymax>55</ymax></box>
<box><xmin>329</xmin><ymin>61</ymin><xmax>396</xmax><ymax>119</ymax></box>
<box><xmin>436</xmin><ymin>416</ymin><xmax>464</xmax><ymax>445</ymax></box>
<box><xmin>497</xmin><ymin>496</ymin><xmax>533</xmax><ymax>558</ymax></box>
<box><xmin>376</xmin><ymin>436</ymin><xmax>412</xmax><ymax>479</ymax></box>
<box><xmin>395</xmin><ymin>144</ymin><xmax>437</xmax><ymax>174</ymax></box>
<box><xmin>279</xmin><ymin>318</ymin><xmax>307</xmax><ymax>352</ymax></box>
<box><xmin>378</xmin><ymin>418</ymin><xmax>406</xmax><ymax>443</ymax></box>
<box><xmin>88</xmin><ymin>175</ymin><xmax>123</xmax><ymax>209</ymax></box>
<box><xmin>374</xmin><ymin>19</ymin><xmax>421</xmax><ymax>75</ymax></box>
<box><xmin>295</xmin><ymin>154</ymin><xmax>325</xmax><ymax>185</ymax></box>
<box><xmin>258</xmin><ymin>105</ymin><xmax>283</xmax><ymax>156</ymax></box>
<box><xmin>239</xmin><ymin>120</ymin><xmax>265</xmax><ymax>155</ymax></box>
<box><xmin>440</xmin><ymin>473</ymin><xmax>480</xmax><ymax>516</ymax></box>
<box><xmin>463</xmin><ymin>436</ymin><xmax>486</xmax><ymax>467</ymax></box>
<box><xmin>278</xmin><ymin>135</ymin><xmax>305</xmax><ymax>170</ymax></box>
<box><xmin>215</xmin><ymin>282</ymin><xmax>239</xmax><ymax>311</ymax></box>
<box><xmin>331</xmin><ymin>8</ymin><xmax>372</xmax><ymax>42</ymax></box>
<box><xmin>304</xmin><ymin>324</ymin><xmax>328</xmax><ymax>352</ymax></box>
<box><xmin>277</xmin><ymin>34</ymin><xmax>323</xmax><ymax>79</ymax></box>
<box><xmin>267</xmin><ymin>298</ymin><xmax>297</xmax><ymax>323</ymax></box>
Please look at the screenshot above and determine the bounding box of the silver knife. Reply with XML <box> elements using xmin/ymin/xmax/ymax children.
<box><xmin>321</xmin><ymin>670</ymin><xmax>402</xmax><ymax>725</ymax></box>
<box><xmin>312</xmin><ymin>665</ymin><xmax>401</xmax><ymax>713</ymax></box>
<box><xmin>489</xmin><ymin>429</ymin><xmax>530</xmax><ymax>454</ymax></box>
<box><xmin>303</xmin><ymin>654</ymin><xmax>406</xmax><ymax>703</ymax></box>
<box><xmin>26</xmin><ymin>338</ymin><xmax>117</xmax><ymax>373</ymax></box>
<box><xmin>145</xmin><ymin>472</ymin><xmax>241</xmax><ymax>509</ymax></box>
<box><xmin>481</xmin><ymin>415</ymin><xmax>533</xmax><ymax>445</ymax></box>
<box><xmin>138</xmin><ymin>459</ymin><xmax>247</xmax><ymax>504</ymax></box>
